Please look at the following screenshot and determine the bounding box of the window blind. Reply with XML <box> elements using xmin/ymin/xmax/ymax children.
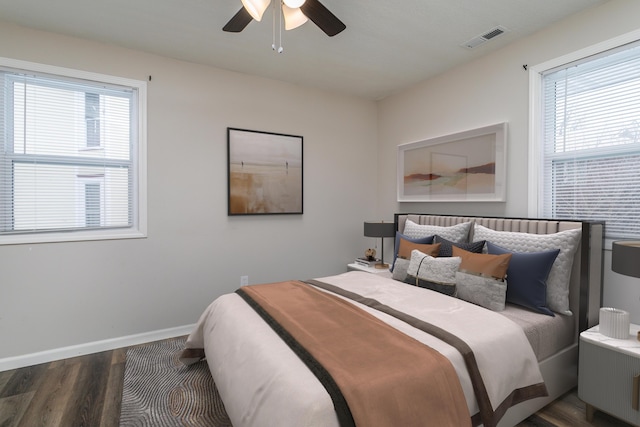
<box><xmin>540</xmin><ymin>40</ymin><xmax>640</xmax><ymax>239</ymax></box>
<box><xmin>0</xmin><ymin>66</ymin><xmax>137</xmax><ymax>237</ymax></box>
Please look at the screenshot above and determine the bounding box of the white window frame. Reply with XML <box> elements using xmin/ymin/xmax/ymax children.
<box><xmin>528</xmin><ymin>29</ymin><xmax>640</xmax><ymax>248</ymax></box>
<box><xmin>0</xmin><ymin>57</ymin><xmax>147</xmax><ymax>245</ymax></box>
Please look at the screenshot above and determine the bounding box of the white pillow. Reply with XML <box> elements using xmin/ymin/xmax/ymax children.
<box><xmin>402</xmin><ymin>220</ymin><xmax>472</xmax><ymax>243</ymax></box>
<box><xmin>472</xmin><ymin>224</ymin><xmax>581</xmax><ymax>315</ymax></box>
<box><xmin>405</xmin><ymin>249</ymin><xmax>461</xmax><ymax>296</ymax></box>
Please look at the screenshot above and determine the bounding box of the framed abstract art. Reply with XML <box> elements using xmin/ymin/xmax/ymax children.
<box><xmin>397</xmin><ymin>123</ymin><xmax>507</xmax><ymax>202</ymax></box>
<box><xmin>227</xmin><ymin>128</ymin><xmax>303</xmax><ymax>215</ymax></box>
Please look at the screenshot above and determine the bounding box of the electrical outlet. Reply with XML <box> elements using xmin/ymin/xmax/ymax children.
<box><xmin>240</xmin><ymin>275</ymin><xmax>249</xmax><ymax>286</ymax></box>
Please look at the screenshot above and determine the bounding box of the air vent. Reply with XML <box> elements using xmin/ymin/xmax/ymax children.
<box><xmin>461</xmin><ymin>26</ymin><xmax>509</xmax><ymax>49</ymax></box>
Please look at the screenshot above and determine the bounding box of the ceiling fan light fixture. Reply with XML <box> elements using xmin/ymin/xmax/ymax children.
<box><xmin>283</xmin><ymin>0</ymin><xmax>306</xmax><ymax>8</ymax></box>
<box><xmin>283</xmin><ymin>5</ymin><xmax>308</xmax><ymax>30</ymax></box>
<box><xmin>241</xmin><ymin>0</ymin><xmax>271</xmax><ymax>21</ymax></box>
<box><xmin>224</xmin><ymin>0</ymin><xmax>345</xmax><ymax>37</ymax></box>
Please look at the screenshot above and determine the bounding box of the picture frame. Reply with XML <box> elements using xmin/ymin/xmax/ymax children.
<box><xmin>397</xmin><ymin>123</ymin><xmax>507</xmax><ymax>202</ymax></box>
<box><xmin>227</xmin><ymin>128</ymin><xmax>303</xmax><ymax>215</ymax></box>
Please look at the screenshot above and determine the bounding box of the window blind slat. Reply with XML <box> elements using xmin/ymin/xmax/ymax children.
<box><xmin>1</xmin><ymin>65</ymin><xmax>137</xmax><ymax>237</ymax></box>
<box><xmin>541</xmin><ymin>40</ymin><xmax>640</xmax><ymax>239</ymax></box>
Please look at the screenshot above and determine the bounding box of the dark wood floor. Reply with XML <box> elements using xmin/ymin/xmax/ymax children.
<box><xmin>0</xmin><ymin>338</ymin><xmax>634</xmax><ymax>427</ymax></box>
<box><xmin>0</xmin><ymin>347</ymin><xmax>126</xmax><ymax>427</ymax></box>
<box><xmin>519</xmin><ymin>392</ymin><xmax>633</xmax><ymax>427</ymax></box>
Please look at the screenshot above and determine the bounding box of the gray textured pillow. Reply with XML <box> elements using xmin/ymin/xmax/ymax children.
<box><xmin>402</xmin><ymin>220</ymin><xmax>472</xmax><ymax>243</ymax></box>
<box><xmin>392</xmin><ymin>258</ymin><xmax>411</xmax><ymax>282</ymax></box>
<box><xmin>472</xmin><ymin>224</ymin><xmax>581</xmax><ymax>315</ymax></box>
<box><xmin>456</xmin><ymin>272</ymin><xmax>507</xmax><ymax>311</ymax></box>
<box><xmin>405</xmin><ymin>250</ymin><xmax>461</xmax><ymax>296</ymax></box>
<box><xmin>392</xmin><ymin>241</ymin><xmax>441</xmax><ymax>282</ymax></box>
<box><xmin>435</xmin><ymin>235</ymin><xmax>486</xmax><ymax>257</ymax></box>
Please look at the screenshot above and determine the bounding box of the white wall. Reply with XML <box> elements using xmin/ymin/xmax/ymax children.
<box><xmin>377</xmin><ymin>0</ymin><xmax>640</xmax><ymax>322</ymax></box>
<box><xmin>0</xmin><ymin>21</ymin><xmax>378</xmax><ymax>361</ymax></box>
<box><xmin>3</xmin><ymin>0</ymin><xmax>640</xmax><ymax>365</ymax></box>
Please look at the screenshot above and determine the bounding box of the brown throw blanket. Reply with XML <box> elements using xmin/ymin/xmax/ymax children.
<box><xmin>237</xmin><ymin>280</ymin><xmax>471</xmax><ymax>427</ymax></box>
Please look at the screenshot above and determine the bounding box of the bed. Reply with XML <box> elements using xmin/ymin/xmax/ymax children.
<box><xmin>181</xmin><ymin>213</ymin><xmax>604</xmax><ymax>426</ymax></box>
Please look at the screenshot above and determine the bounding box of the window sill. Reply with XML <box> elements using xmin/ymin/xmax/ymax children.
<box><xmin>0</xmin><ymin>228</ymin><xmax>147</xmax><ymax>246</ymax></box>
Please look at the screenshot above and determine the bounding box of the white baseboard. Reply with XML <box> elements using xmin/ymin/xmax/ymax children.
<box><xmin>0</xmin><ymin>324</ymin><xmax>195</xmax><ymax>372</ymax></box>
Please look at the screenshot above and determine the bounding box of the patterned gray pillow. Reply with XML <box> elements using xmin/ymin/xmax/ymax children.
<box><xmin>472</xmin><ymin>224</ymin><xmax>581</xmax><ymax>315</ymax></box>
<box><xmin>456</xmin><ymin>272</ymin><xmax>507</xmax><ymax>311</ymax></box>
<box><xmin>403</xmin><ymin>220</ymin><xmax>472</xmax><ymax>243</ymax></box>
<box><xmin>405</xmin><ymin>250</ymin><xmax>461</xmax><ymax>296</ymax></box>
<box><xmin>434</xmin><ymin>235</ymin><xmax>485</xmax><ymax>257</ymax></box>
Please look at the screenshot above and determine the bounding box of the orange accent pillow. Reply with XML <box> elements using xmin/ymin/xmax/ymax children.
<box><xmin>452</xmin><ymin>246</ymin><xmax>511</xmax><ymax>280</ymax></box>
<box><xmin>398</xmin><ymin>239</ymin><xmax>440</xmax><ymax>260</ymax></box>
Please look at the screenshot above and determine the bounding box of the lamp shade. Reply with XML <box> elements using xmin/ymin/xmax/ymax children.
<box><xmin>612</xmin><ymin>241</ymin><xmax>640</xmax><ymax>278</ymax></box>
<box><xmin>283</xmin><ymin>5</ymin><xmax>308</xmax><ymax>30</ymax></box>
<box><xmin>364</xmin><ymin>221</ymin><xmax>396</xmax><ymax>238</ymax></box>
<box><xmin>283</xmin><ymin>0</ymin><xmax>306</xmax><ymax>7</ymax></box>
<box><xmin>241</xmin><ymin>0</ymin><xmax>271</xmax><ymax>21</ymax></box>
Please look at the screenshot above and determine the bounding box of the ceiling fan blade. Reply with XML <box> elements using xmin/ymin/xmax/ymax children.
<box><xmin>300</xmin><ymin>0</ymin><xmax>345</xmax><ymax>37</ymax></box>
<box><xmin>223</xmin><ymin>7</ymin><xmax>253</xmax><ymax>32</ymax></box>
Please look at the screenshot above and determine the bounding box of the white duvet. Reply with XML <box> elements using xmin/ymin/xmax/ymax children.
<box><xmin>184</xmin><ymin>271</ymin><xmax>544</xmax><ymax>426</ymax></box>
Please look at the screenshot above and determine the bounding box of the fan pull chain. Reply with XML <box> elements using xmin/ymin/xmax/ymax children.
<box><xmin>271</xmin><ymin>1</ymin><xmax>284</xmax><ymax>53</ymax></box>
<box><xmin>278</xmin><ymin>1</ymin><xmax>283</xmax><ymax>53</ymax></box>
<box><xmin>272</xmin><ymin>3</ymin><xmax>276</xmax><ymax>51</ymax></box>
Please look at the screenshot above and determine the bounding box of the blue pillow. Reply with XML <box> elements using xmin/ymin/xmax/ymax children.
<box><xmin>434</xmin><ymin>235</ymin><xmax>485</xmax><ymax>257</ymax></box>
<box><xmin>390</xmin><ymin>233</ymin><xmax>434</xmax><ymax>272</ymax></box>
<box><xmin>487</xmin><ymin>242</ymin><xmax>559</xmax><ymax>316</ymax></box>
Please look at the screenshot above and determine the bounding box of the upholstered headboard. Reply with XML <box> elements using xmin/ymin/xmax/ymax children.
<box><xmin>394</xmin><ymin>213</ymin><xmax>604</xmax><ymax>335</ymax></box>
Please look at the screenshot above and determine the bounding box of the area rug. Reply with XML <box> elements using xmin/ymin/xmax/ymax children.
<box><xmin>119</xmin><ymin>336</ymin><xmax>232</xmax><ymax>427</ymax></box>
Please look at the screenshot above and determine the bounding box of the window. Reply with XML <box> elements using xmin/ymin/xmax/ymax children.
<box><xmin>85</xmin><ymin>92</ymin><xmax>101</xmax><ymax>148</ymax></box>
<box><xmin>83</xmin><ymin>180</ymin><xmax>103</xmax><ymax>228</ymax></box>
<box><xmin>530</xmin><ymin>35</ymin><xmax>640</xmax><ymax>241</ymax></box>
<box><xmin>0</xmin><ymin>58</ymin><xmax>147</xmax><ymax>244</ymax></box>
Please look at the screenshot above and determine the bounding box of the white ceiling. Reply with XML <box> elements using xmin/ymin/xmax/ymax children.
<box><xmin>0</xmin><ymin>0</ymin><xmax>606</xmax><ymax>100</ymax></box>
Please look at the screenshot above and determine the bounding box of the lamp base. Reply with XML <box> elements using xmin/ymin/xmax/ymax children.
<box><xmin>375</xmin><ymin>263</ymin><xmax>389</xmax><ymax>269</ymax></box>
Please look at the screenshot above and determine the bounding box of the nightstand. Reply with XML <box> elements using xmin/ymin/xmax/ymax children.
<box><xmin>347</xmin><ymin>263</ymin><xmax>392</xmax><ymax>276</ymax></box>
<box><xmin>579</xmin><ymin>323</ymin><xmax>640</xmax><ymax>425</ymax></box>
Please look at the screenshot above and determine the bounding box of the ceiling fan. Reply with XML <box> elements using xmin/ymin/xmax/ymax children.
<box><xmin>223</xmin><ymin>0</ymin><xmax>346</xmax><ymax>37</ymax></box>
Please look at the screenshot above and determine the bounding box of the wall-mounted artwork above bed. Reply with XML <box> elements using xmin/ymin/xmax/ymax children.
<box><xmin>227</xmin><ymin>128</ymin><xmax>303</xmax><ymax>215</ymax></box>
<box><xmin>397</xmin><ymin>123</ymin><xmax>507</xmax><ymax>202</ymax></box>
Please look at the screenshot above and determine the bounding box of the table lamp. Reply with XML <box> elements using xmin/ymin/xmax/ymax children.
<box><xmin>612</xmin><ymin>241</ymin><xmax>640</xmax><ymax>278</ymax></box>
<box><xmin>364</xmin><ymin>221</ymin><xmax>396</xmax><ymax>269</ymax></box>
<box><xmin>606</xmin><ymin>241</ymin><xmax>640</xmax><ymax>339</ymax></box>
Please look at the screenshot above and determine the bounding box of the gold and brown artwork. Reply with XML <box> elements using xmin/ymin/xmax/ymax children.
<box><xmin>228</xmin><ymin>128</ymin><xmax>303</xmax><ymax>215</ymax></box>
